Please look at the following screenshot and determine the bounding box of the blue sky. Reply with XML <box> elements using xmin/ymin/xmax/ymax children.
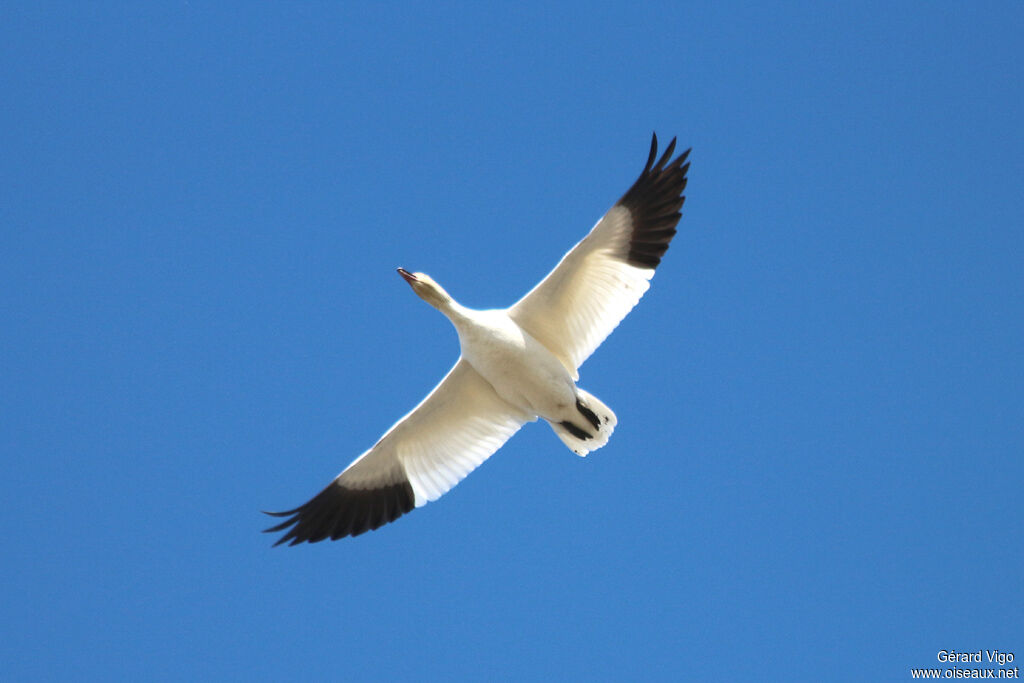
<box><xmin>2</xmin><ymin>2</ymin><xmax>1022</xmax><ymax>681</ymax></box>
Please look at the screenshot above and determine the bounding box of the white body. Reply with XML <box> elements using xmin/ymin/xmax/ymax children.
<box><xmin>452</xmin><ymin>307</ymin><xmax>576</xmax><ymax>420</ymax></box>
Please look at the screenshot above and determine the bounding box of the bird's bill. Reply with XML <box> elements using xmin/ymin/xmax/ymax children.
<box><xmin>397</xmin><ymin>268</ymin><xmax>418</xmax><ymax>284</ymax></box>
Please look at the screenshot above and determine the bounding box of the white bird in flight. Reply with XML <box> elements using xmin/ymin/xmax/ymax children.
<box><xmin>265</xmin><ymin>134</ymin><xmax>690</xmax><ymax>545</ymax></box>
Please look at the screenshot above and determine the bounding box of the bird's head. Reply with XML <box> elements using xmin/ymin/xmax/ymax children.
<box><xmin>397</xmin><ymin>268</ymin><xmax>453</xmax><ymax>310</ymax></box>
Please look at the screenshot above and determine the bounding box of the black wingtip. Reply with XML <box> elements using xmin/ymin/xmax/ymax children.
<box><xmin>263</xmin><ymin>479</ymin><xmax>416</xmax><ymax>546</ymax></box>
<box><xmin>616</xmin><ymin>134</ymin><xmax>691</xmax><ymax>269</ymax></box>
<box><xmin>261</xmin><ymin>508</ymin><xmax>298</xmax><ymax>518</ymax></box>
<box><xmin>644</xmin><ymin>133</ymin><xmax>659</xmax><ymax>172</ymax></box>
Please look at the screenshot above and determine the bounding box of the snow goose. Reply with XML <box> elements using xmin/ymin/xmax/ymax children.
<box><xmin>265</xmin><ymin>134</ymin><xmax>690</xmax><ymax>545</ymax></box>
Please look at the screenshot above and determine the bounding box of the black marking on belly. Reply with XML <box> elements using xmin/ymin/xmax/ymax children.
<box><xmin>560</xmin><ymin>420</ymin><xmax>593</xmax><ymax>441</ymax></box>
<box><xmin>576</xmin><ymin>399</ymin><xmax>601</xmax><ymax>430</ymax></box>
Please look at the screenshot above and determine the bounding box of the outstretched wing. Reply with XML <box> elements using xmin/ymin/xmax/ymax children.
<box><xmin>264</xmin><ymin>358</ymin><xmax>529</xmax><ymax>545</ymax></box>
<box><xmin>508</xmin><ymin>134</ymin><xmax>690</xmax><ymax>379</ymax></box>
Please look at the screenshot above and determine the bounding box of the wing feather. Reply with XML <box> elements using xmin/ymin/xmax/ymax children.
<box><xmin>264</xmin><ymin>358</ymin><xmax>528</xmax><ymax>545</ymax></box>
<box><xmin>508</xmin><ymin>134</ymin><xmax>690</xmax><ymax>376</ymax></box>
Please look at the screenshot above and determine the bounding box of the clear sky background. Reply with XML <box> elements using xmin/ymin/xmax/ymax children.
<box><xmin>2</xmin><ymin>3</ymin><xmax>1022</xmax><ymax>681</ymax></box>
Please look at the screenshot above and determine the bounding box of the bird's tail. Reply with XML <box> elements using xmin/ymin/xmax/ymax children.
<box><xmin>548</xmin><ymin>388</ymin><xmax>617</xmax><ymax>457</ymax></box>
